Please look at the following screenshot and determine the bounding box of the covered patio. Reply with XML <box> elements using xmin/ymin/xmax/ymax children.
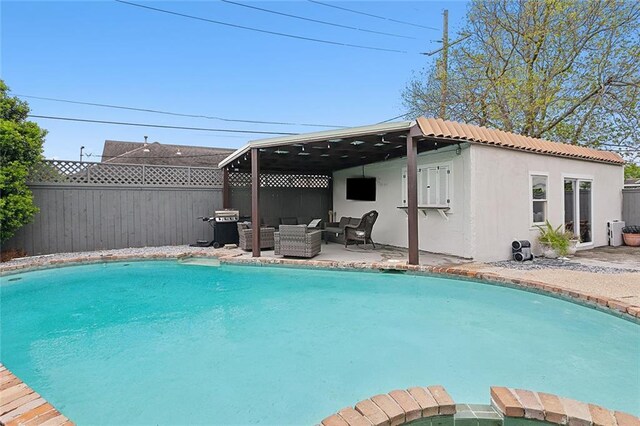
<box><xmin>219</xmin><ymin>119</ymin><xmax>462</xmax><ymax>265</ymax></box>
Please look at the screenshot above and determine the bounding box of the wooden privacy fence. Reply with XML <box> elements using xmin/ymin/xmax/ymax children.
<box><xmin>622</xmin><ymin>187</ymin><xmax>640</xmax><ymax>225</ymax></box>
<box><xmin>4</xmin><ymin>160</ymin><xmax>225</xmax><ymax>256</ymax></box>
<box><xmin>3</xmin><ymin>160</ymin><xmax>332</xmax><ymax>256</ymax></box>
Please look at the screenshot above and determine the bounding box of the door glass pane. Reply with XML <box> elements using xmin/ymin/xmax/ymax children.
<box><xmin>579</xmin><ymin>181</ymin><xmax>592</xmax><ymax>243</ymax></box>
<box><xmin>564</xmin><ymin>179</ymin><xmax>576</xmax><ymax>235</ymax></box>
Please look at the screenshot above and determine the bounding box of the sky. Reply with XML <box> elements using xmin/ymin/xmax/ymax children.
<box><xmin>1</xmin><ymin>0</ymin><xmax>469</xmax><ymax>161</ymax></box>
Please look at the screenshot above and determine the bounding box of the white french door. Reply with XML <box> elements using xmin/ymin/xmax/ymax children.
<box><xmin>563</xmin><ymin>178</ymin><xmax>593</xmax><ymax>244</ymax></box>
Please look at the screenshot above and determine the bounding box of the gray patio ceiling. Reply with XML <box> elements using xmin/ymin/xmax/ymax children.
<box><xmin>218</xmin><ymin>121</ymin><xmax>450</xmax><ymax>174</ymax></box>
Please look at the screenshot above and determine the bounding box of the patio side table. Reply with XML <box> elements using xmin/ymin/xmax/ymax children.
<box><xmin>322</xmin><ymin>226</ymin><xmax>343</xmax><ymax>244</ymax></box>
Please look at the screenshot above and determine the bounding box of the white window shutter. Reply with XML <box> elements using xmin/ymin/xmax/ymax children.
<box><xmin>438</xmin><ymin>165</ymin><xmax>450</xmax><ymax>206</ymax></box>
<box><xmin>401</xmin><ymin>168</ymin><xmax>408</xmax><ymax>206</ymax></box>
<box><xmin>426</xmin><ymin>167</ymin><xmax>438</xmax><ymax>205</ymax></box>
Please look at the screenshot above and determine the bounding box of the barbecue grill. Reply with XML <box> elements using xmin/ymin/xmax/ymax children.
<box><xmin>191</xmin><ymin>210</ymin><xmax>240</xmax><ymax>248</ymax></box>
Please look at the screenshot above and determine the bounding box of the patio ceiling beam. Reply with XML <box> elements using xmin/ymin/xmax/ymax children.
<box><xmin>251</xmin><ymin>147</ymin><xmax>261</xmax><ymax>257</ymax></box>
<box><xmin>406</xmin><ymin>125</ymin><xmax>422</xmax><ymax>265</ymax></box>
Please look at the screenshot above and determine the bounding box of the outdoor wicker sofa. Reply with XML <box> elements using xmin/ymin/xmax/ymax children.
<box><xmin>237</xmin><ymin>222</ymin><xmax>275</xmax><ymax>250</ymax></box>
<box><xmin>274</xmin><ymin>225</ymin><xmax>322</xmax><ymax>258</ymax></box>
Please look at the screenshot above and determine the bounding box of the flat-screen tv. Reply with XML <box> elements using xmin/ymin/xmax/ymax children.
<box><xmin>346</xmin><ymin>177</ymin><xmax>376</xmax><ymax>201</ymax></box>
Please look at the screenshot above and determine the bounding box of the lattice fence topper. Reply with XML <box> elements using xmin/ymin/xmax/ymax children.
<box><xmin>29</xmin><ymin>160</ymin><xmax>224</xmax><ymax>187</ymax></box>
<box><xmin>229</xmin><ymin>172</ymin><xmax>330</xmax><ymax>188</ymax></box>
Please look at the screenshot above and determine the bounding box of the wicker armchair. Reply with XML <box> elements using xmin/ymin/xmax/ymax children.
<box><xmin>274</xmin><ymin>225</ymin><xmax>322</xmax><ymax>258</ymax></box>
<box><xmin>344</xmin><ymin>210</ymin><xmax>378</xmax><ymax>248</ymax></box>
<box><xmin>237</xmin><ymin>223</ymin><xmax>275</xmax><ymax>250</ymax></box>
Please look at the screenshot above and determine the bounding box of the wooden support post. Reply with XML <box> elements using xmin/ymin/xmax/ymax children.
<box><xmin>251</xmin><ymin>148</ymin><xmax>261</xmax><ymax>257</ymax></box>
<box><xmin>406</xmin><ymin>133</ymin><xmax>419</xmax><ymax>265</ymax></box>
<box><xmin>222</xmin><ymin>167</ymin><xmax>230</xmax><ymax>209</ymax></box>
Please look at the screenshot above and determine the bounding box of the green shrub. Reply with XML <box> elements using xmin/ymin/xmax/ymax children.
<box><xmin>0</xmin><ymin>80</ymin><xmax>46</xmax><ymax>242</ymax></box>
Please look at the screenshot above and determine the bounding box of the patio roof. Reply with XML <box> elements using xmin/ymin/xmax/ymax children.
<box><xmin>218</xmin><ymin>117</ymin><xmax>624</xmax><ymax>173</ymax></box>
<box><xmin>218</xmin><ymin>120</ymin><xmax>420</xmax><ymax>173</ymax></box>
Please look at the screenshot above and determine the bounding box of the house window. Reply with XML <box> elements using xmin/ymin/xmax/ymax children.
<box><xmin>401</xmin><ymin>162</ymin><xmax>452</xmax><ymax>207</ymax></box>
<box><xmin>531</xmin><ymin>174</ymin><xmax>547</xmax><ymax>224</ymax></box>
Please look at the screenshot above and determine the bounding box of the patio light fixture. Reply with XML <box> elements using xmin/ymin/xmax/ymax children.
<box><xmin>456</xmin><ymin>144</ymin><xmax>462</xmax><ymax>155</ymax></box>
<box><xmin>351</xmin><ymin>140</ymin><xmax>365</xmax><ymax>146</ymax></box>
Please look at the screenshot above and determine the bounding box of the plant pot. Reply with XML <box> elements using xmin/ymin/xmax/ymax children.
<box><xmin>567</xmin><ymin>239</ymin><xmax>579</xmax><ymax>256</ymax></box>
<box><xmin>542</xmin><ymin>245</ymin><xmax>559</xmax><ymax>259</ymax></box>
<box><xmin>623</xmin><ymin>233</ymin><xmax>640</xmax><ymax>247</ymax></box>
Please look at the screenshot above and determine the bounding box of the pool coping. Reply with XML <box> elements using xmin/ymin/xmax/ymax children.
<box><xmin>1</xmin><ymin>251</ymin><xmax>638</xmax><ymax>322</ymax></box>
<box><xmin>0</xmin><ymin>363</ymin><xmax>73</xmax><ymax>425</ymax></box>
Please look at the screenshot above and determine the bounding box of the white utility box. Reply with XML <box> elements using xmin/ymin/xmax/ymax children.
<box><xmin>607</xmin><ymin>220</ymin><xmax>625</xmax><ymax>246</ymax></box>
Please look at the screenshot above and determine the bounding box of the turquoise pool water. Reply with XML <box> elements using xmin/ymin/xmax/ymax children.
<box><xmin>1</xmin><ymin>261</ymin><xmax>638</xmax><ymax>424</ymax></box>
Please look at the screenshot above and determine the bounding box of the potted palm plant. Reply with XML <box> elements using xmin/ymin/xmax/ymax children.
<box><xmin>536</xmin><ymin>221</ymin><xmax>571</xmax><ymax>258</ymax></box>
<box><xmin>622</xmin><ymin>226</ymin><xmax>640</xmax><ymax>246</ymax></box>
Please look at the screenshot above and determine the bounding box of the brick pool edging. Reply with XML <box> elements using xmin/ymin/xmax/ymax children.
<box><xmin>320</xmin><ymin>385</ymin><xmax>639</xmax><ymax>426</ymax></box>
<box><xmin>0</xmin><ymin>251</ymin><xmax>638</xmax><ymax>321</ymax></box>
<box><xmin>0</xmin><ymin>363</ymin><xmax>73</xmax><ymax>425</ymax></box>
<box><xmin>490</xmin><ymin>386</ymin><xmax>639</xmax><ymax>426</ymax></box>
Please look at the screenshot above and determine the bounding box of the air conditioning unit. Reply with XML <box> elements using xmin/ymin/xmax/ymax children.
<box><xmin>608</xmin><ymin>221</ymin><xmax>625</xmax><ymax>246</ymax></box>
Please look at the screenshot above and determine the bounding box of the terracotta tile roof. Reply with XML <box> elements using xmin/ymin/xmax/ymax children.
<box><xmin>102</xmin><ymin>140</ymin><xmax>235</xmax><ymax>167</ymax></box>
<box><xmin>416</xmin><ymin>117</ymin><xmax>624</xmax><ymax>165</ymax></box>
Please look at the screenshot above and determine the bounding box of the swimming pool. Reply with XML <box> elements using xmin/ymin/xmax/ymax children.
<box><xmin>1</xmin><ymin>261</ymin><xmax>638</xmax><ymax>424</ymax></box>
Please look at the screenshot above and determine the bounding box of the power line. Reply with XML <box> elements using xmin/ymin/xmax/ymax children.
<box><xmin>28</xmin><ymin>115</ymin><xmax>298</xmax><ymax>135</ymax></box>
<box><xmin>17</xmin><ymin>94</ymin><xmax>346</xmax><ymax>128</ymax></box>
<box><xmin>377</xmin><ymin>112</ymin><xmax>410</xmax><ymax>123</ymax></box>
<box><xmin>115</xmin><ymin>0</ymin><xmax>411</xmax><ymax>54</ymax></box>
<box><xmin>307</xmin><ymin>0</ymin><xmax>440</xmax><ymax>31</ymax></box>
<box><xmin>220</xmin><ymin>0</ymin><xmax>415</xmax><ymax>40</ymax></box>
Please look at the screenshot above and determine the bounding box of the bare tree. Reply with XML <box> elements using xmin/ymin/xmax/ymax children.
<box><xmin>402</xmin><ymin>0</ymin><xmax>640</xmax><ymax>161</ymax></box>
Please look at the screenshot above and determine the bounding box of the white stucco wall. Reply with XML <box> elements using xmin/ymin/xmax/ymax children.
<box><xmin>332</xmin><ymin>145</ymin><xmax>473</xmax><ymax>258</ymax></box>
<box><xmin>470</xmin><ymin>144</ymin><xmax>624</xmax><ymax>261</ymax></box>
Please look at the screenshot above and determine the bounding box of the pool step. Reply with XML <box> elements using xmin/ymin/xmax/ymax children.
<box><xmin>177</xmin><ymin>257</ymin><xmax>221</xmax><ymax>267</ymax></box>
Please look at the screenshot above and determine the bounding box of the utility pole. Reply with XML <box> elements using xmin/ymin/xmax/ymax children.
<box><xmin>440</xmin><ymin>9</ymin><xmax>449</xmax><ymax>120</ymax></box>
<box><xmin>421</xmin><ymin>11</ymin><xmax>471</xmax><ymax>120</ymax></box>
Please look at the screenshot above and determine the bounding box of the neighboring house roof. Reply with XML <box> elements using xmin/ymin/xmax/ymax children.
<box><xmin>625</xmin><ymin>178</ymin><xmax>640</xmax><ymax>187</ymax></box>
<box><xmin>102</xmin><ymin>140</ymin><xmax>235</xmax><ymax>167</ymax></box>
<box><xmin>416</xmin><ymin>117</ymin><xmax>624</xmax><ymax>165</ymax></box>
